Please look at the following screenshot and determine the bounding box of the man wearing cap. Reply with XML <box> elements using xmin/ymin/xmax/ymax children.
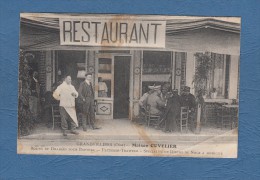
<box><xmin>146</xmin><ymin>85</ymin><xmax>166</xmax><ymax>116</ymax></box>
<box><xmin>162</xmin><ymin>89</ymin><xmax>181</xmax><ymax>132</ymax></box>
<box><xmin>53</xmin><ymin>74</ymin><xmax>79</xmax><ymax>136</ymax></box>
<box><xmin>180</xmin><ymin>86</ymin><xmax>196</xmax><ymax>111</ymax></box>
<box><xmin>78</xmin><ymin>73</ymin><xmax>100</xmax><ymax>131</ymax></box>
<box><xmin>180</xmin><ymin>86</ymin><xmax>197</xmax><ymax>130</ymax></box>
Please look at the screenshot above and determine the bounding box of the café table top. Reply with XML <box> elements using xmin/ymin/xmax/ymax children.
<box><xmin>222</xmin><ymin>104</ymin><xmax>239</xmax><ymax>108</ymax></box>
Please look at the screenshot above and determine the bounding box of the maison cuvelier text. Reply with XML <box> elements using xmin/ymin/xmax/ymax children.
<box><xmin>59</xmin><ymin>18</ymin><xmax>166</xmax><ymax>48</ymax></box>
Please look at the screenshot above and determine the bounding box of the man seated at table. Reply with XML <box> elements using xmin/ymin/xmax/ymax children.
<box><xmin>146</xmin><ymin>85</ymin><xmax>166</xmax><ymax>116</ymax></box>
<box><xmin>139</xmin><ymin>87</ymin><xmax>153</xmax><ymax>109</ymax></box>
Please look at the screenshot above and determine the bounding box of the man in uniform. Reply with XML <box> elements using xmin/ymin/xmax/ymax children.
<box><xmin>162</xmin><ymin>89</ymin><xmax>181</xmax><ymax>132</ymax></box>
<box><xmin>78</xmin><ymin>73</ymin><xmax>100</xmax><ymax>131</ymax></box>
<box><xmin>180</xmin><ymin>86</ymin><xmax>197</xmax><ymax>130</ymax></box>
<box><xmin>180</xmin><ymin>86</ymin><xmax>196</xmax><ymax>110</ymax></box>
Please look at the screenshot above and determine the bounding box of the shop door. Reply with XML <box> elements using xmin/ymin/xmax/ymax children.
<box><xmin>95</xmin><ymin>54</ymin><xmax>131</xmax><ymax>120</ymax></box>
<box><xmin>113</xmin><ymin>56</ymin><xmax>131</xmax><ymax>119</ymax></box>
<box><xmin>95</xmin><ymin>54</ymin><xmax>114</xmax><ymax>120</ymax></box>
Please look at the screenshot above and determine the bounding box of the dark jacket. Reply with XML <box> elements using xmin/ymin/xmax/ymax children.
<box><xmin>78</xmin><ymin>81</ymin><xmax>95</xmax><ymax>114</ymax></box>
<box><xmin>78</xmin><ymin>81</ymin><xmax>94</xmax><ymax>101</ymax></box>
<box><xmin>162</xmin><ymin>94</ymin><xmax>181</xmax><ymax>131</ymax></box>
<box><xmin>163</xmin><ymin>94</ymin><xmax>181</xmax><ymax>120</ymax></box>
<box><xmin>180</xmin><ymin>93</ymin><xmax>196</xmax><ymax>110</ymax></box>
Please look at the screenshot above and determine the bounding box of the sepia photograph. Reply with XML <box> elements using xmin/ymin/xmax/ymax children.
<box><xmin>17</xmin><ymin>13</ymin><xmax>240</xmax><ymax>158</ymax></box>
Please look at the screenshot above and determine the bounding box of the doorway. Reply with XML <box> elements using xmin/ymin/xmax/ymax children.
<box><xmin>113</xmin><ymin>56</ymin><xmax>131</xmax><ymax>119</ymax></box>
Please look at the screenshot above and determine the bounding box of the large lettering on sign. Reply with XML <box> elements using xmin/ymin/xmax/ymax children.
<box><xmin>59</xmin><ymin>18</ymin><xmax>166</xmax><ymax>48</ymax></box>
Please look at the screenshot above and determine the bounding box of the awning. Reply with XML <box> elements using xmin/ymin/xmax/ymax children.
<box><xmin>20</xmin><ymin>14</ymin><xmax>241</xmax><ymax>55</ymax></box>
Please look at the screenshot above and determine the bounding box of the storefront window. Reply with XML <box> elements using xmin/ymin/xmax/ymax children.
<box><xmin>98</xmin><ymin>58</ymin><xmax>112</xmax><ymax>98</ymax></box>
<box><xmin>98</xmin><ymin>77</ymin><xmax>111</xmax><ymax>97</ymax></box>
<box><xmin>208</xmin><ymin>53</ymin><xmax>230</xmax><ymax>99</ymax></box>
<box><xmin>143</xmin><ymin>51</ymin><xmax>172</xmax><ymax>74</ymax></box>
<box><xmin>142</xmin><ymin>51</ymin><xmax>172</xmax><ymax>95</ymax></box>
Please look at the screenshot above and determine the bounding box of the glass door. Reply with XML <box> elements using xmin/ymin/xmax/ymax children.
<box><xmin>95</xmin><ymin>54</ymin><xmax>114</xmax><ymax>119</ymax></box>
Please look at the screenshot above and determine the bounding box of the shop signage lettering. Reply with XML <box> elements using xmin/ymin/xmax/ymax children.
<box><xmin>59</xmin><ymin>18</ymin><xmax>166</xmax><ymax>47</ymax></box>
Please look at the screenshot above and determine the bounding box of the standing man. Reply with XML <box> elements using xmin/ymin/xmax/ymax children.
<box><xmin>180</xmin><ymin>86</ymin><xmax>196</xmax><ymax>130</ymax></box>
<box><xmin>78</xmin><ymin>73</ymin><xmax>100</xmax><ymax>131</ymax></box>
<box><xmin>162</xmin><ymin>89</ymin><xmax>181</xmax><ymax>132</ymax></box>
<box><xmin>53</xmin><ymin>74</ymin><xmax>79</xmax><ymax>136</ymax></box>
<box><xmin>180</xmin><ymin>86</ymin><xmax>196</xmax><ymax>111</ymax></box>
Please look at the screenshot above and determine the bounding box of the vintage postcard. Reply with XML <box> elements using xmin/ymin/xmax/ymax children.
<box><xmin>18</xmin><ymin>13</ymin><xmax>240</xmax><ymax>158</ymax></box>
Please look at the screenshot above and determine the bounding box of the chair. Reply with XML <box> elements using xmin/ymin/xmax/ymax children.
<box><xmin>180</xmin><ymin>106</ymin><xmax>189</xmax><ymax>133</ymax></box>
<box><xmin>204</xmin><ymin>103</ymin><xmax>222</xmax><ymax>126</ymax></box>
<box><xmin>51</xmin><ymin>104</ymin><xmax>61</xmax><ymax>130</ymax></box>
<box><xmin>231</xmin><ymin>107</ymin><xmax>239</xmax><ymax>129</ymax></box>
<box><xmin>217</xmin><ymin>106</ymin><xmax>233</xmax><ymax>130</ymax></box>
<box><xmin>138</xmin><ymin>106</ymin><xmax>148</xmax><ymax>124</ymax></box>
<box><xmin>146</xmin><ymin>104</ymin><xmax>161</xmax><ymax>127</ymax></box>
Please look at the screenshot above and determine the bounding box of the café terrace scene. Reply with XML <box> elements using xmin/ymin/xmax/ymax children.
<box><xmin>18</xmin><ymin>14</ymin><xmax>240</xmax><ymax>139</ymax></box>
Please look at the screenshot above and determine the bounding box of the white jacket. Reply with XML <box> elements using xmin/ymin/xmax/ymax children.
<box><xmin>53</xmin><ymin>82</ymin><xmax>78</xmax><ymax>107</ymax></box>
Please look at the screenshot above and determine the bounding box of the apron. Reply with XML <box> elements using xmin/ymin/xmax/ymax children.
<box><xmin>64</xmin><ymin>107</ymin><xmax>78</xmax><ymax>127</ymax></box>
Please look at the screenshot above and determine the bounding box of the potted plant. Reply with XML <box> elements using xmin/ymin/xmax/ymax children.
<box><xmin>18</xmin><ymin>50</ymin><xmax>35</xmax><ymax>137</ymax></box>
<box><xmin>193</xmin><ymin>52</ymin><xmax>213</xmax><ymax>97</ymax></box>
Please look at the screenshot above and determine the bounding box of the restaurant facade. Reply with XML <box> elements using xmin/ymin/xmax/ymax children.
<box><xmin>20</xmin><ymin>14</ymin><xmax>240</xmax><ymax>121</ymax></box>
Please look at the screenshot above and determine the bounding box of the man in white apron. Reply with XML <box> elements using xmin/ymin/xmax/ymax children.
<box><xmin>53</xmin><ymin>75</ymin><xmax>79</xmax><ymax>136</ymax></box>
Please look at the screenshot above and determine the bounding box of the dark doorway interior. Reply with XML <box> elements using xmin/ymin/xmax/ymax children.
<box><xmin>114</xmin><ymin>56</ymin><xmax>131</xmax><ymax>119</ymax></box>
<box><xmin>57</xmin><ymin>50</ymin><xmax>85</xmax><ymax>90</ymax></box>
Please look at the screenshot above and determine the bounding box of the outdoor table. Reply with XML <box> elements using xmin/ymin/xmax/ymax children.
<box><xmin>219</xmin><ymin>104</ymin><xmax>239</xmax><ymax>129</ymax></box>
<box><xmin>222</xmin><ymin>105</ymin><xmax>239</xmax><ymax>108</ymax></box>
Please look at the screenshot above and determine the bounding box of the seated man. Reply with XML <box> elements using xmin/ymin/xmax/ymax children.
<box><xmin>138</xmin><ymin>87</ymin><xmax>154</xmax><ymax>124</ymax></box>
<box><xmin>139</xmin><ymin>88</ymin><xmax>154</xmax><ymax>110</ymax></box>
<box><xmin>146</xmin><ymin>85</ymin><xmax>166</xmax><ymax>116</ymax></box>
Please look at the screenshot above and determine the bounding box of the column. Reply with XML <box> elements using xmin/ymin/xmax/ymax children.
<box><xmin>186</xmin><ymin>52</ymin><xmax>195</xmax><ymax>94</ymax></box>
<box><xmin>45</xmin><ymin>51</ymin><xmax>52</xmax><ymax>91</ymax></box>
<box><xmin>132</xmin><ymin>50</ymin><xmax>142</xmax><ymax>120</ymax></box>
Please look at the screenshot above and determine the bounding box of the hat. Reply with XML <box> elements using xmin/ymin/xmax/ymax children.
<box><xmin>172</xmin><ymin>89</ymin><xmax>178</xmax><ymax>93</ymax></box>
<box><xmin>148</xmin><ymin>85</ymin><xmax>161</xmax><ymax>90</ymax></box>
<box><xmin>183</xmin><ymin>86</ymin><xmax>190</xmax><ymax>92</ymax></box>
<box><xmin>85</xmin><ymin>73</ymin><xmax>92</xmax><ymax>77</ymax></box>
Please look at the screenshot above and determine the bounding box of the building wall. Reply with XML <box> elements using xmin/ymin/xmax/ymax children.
<box><xmin>184</xmin><ymin>53</ymin><xmax>240</xmax><ymax>100</ymax></box>
<box><xmin>229</xmin><ymin>55</ymin><xmax>239</xmax><ymax>99</ymax></box>
<box><xmin>166</xmin><ymin>28</ymin><xmax>240</xmax><ymax>55</ymax></box>
<box><xmin>45</xmin><ymin>49</ymin><xmax>239</xmax><ymax>120</ymax></box>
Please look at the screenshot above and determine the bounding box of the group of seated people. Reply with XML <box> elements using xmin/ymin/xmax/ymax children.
<box><xmin>139</xmin><ymin>84</ymin><xmax>200</xmax><ymax>133</ymax></box>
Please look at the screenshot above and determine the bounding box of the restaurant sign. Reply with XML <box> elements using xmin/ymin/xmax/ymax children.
<box><xmin>59</xmin><ymin>17</ymin><xmax>166</xmax><ymax>48</ymax></box>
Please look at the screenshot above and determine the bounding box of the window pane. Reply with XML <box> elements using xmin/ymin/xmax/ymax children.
<box><xmin>143</xmin><ymin>51</ymin><xmax>171</xmax><ymax>74</ymax></box>
<box><xmin>142</xmin><ymin>51</ymin><xmax>172</xmax><ymax>95</ymax></box>
<box><xmin>211</xmin><ymin>53</ymin><xmax>225</xmax><ymax>98</ymax></box>
<box><xmin>98</xmin><ymin>78</ymin><xmax>111</xmax><ymax>98</ymax></box>
<box><xmin>98</xmin><ymin>58</ymin><xmax>112</xmax><ymax>73</ymax></box>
